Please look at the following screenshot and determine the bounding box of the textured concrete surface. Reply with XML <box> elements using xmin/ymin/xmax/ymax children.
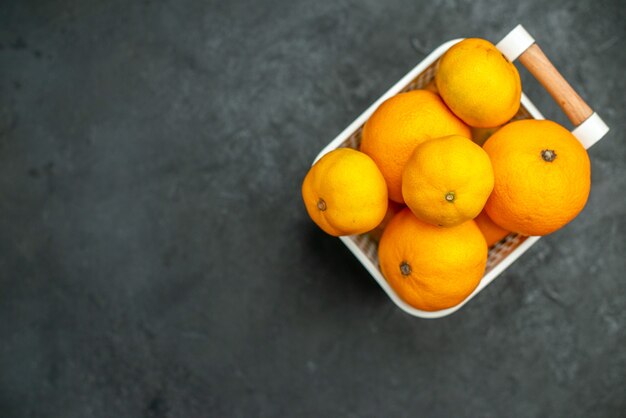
<box><xmin>0</xmin><ymin>0</ymin><xmax>625</xmax><ymax>417</ymax></box>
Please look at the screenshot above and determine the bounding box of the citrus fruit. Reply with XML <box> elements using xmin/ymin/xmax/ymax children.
<box><xmin>378</xmin><ymin>208</ymin><xmax>487</xmax><ymax>311</ymax></box>
<box><xmin>474</xmin><ymin>209</ymin><xmax>509</xmax><ymax>247</ymax></box>
<box><xmin>402</xmin><ymin>135</ymin><xmax>494</xmax><ymax>227</ymax></box>
<box><xmin>360</xmin><ymin>90</ymin><xmax>471</xmax><ymax>203</ymax></box>
<box><xmin>301</xmin><ymin>148</ymin><xmax>388</xmax><ymax>236</ymax></box>
<box><xmin>483</xmin><ymin>119</ymin><xmax>591</xmax><ymax>236</ymax></box>
<box><xmin>436</xmin><ymin>38</ymin><xmax>521</xmax><ymax>128</ymax></box>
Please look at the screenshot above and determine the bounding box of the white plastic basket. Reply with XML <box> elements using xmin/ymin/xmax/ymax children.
<box><xmin>313</xmin><ymin>25</ymin><xmax>609</xmax><ymax>319</ymax></box>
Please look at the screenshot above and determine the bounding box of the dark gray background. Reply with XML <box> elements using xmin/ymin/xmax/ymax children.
<box><xmin>1</xmin><ymin>0</ymin><xmax>624</xmax><ymax>417</ymax></box>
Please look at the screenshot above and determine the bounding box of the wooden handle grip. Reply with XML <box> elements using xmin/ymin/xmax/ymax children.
<box><xmin>518</xmin><ymin>43</ymin><xmax>593</xmax><ymax>126</ymax></box>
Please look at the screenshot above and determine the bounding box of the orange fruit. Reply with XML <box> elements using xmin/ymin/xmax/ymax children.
<box><xmin>474</xmin><ymin>209</ymin><xmax>509</xmax><ymax>247</ymax></box>
<box><xmin>302</xmin><ymin>148</ymin><xmax>388</xmax><ymax>236</ymax></box>
<box><xmin>360</xmin><ymin>90</ymin><xmax>471</xmax><ymax>203</ymax></box>
<box><xmin>483</xmin><ymin>119</ymin><xmax>591</xmax><ymax>236</ymax></box>
<box><xmin>436</xmin><ymin>38</ymin><xmax>521</xmax><ymax>128</ymax></box>
<box><xmin>378</xmin><ymin>208</ymin><xmax>487</xmax><ymax>311</ymax></box>
<box><xmin>402</xmin><ymin>135</ymin><xmax>494</xmax><ymax>227</ymax></box>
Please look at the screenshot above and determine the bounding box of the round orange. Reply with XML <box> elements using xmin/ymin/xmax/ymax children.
<box><xmin>378</xmin><ymin>208</ymin><xmax>487</xmax><ymax>311</ymax></box>
<box><xmin>483</xmin><ymin>119</ymin><xmax>591</xmax><ymax>236</ymax></box>
<box><xmin>474</xmin><ymin>209</ymin><xmax>509</xmax><ymax>247</ymax></box>
<box><xmin>302</xmin><ymin>148</ymin><xmax>388</xmax><ymax>236</ymax></box>
<box><xmin>360</xmin><ymin>90</ymin><xmax>471</xmax><ymax>203</ymax></box>
<box><xmin>402</xmin><ymin>135</ymin><xmax>494</xmax><ymax>227</ymax></box>
<box><xmin>436</xmin><ymin>38</ymin><xmax>521</xmax><ymax>128</ymax></box>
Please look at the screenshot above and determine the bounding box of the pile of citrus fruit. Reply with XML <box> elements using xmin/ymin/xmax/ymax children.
<box><xmin>302</xmin><ymin>38</ymin><xmax>591</xmax><ymax>311</ymax></box>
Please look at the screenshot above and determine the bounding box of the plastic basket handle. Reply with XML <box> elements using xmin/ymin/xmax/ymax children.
<box><xmin>497</xmin><ymin>25</ymin><xmax>609</xmax><ymax>148</ymax></box>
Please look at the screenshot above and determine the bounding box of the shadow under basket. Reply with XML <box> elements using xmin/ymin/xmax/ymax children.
<box><xmin>312</xmin><ymin>25</ymin><xmax>609</xmax><ymax>319</ymax></box>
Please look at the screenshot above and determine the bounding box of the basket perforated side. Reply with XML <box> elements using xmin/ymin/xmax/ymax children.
<box><xmin>338</xmin><ymin>58</ymin><xmax>534</xmax><ymax>277</ymax></box>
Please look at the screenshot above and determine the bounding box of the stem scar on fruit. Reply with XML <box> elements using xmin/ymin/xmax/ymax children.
<box><xmin>445</xmin><ymin>191</ymin><xmax>455</xmax><ymax>203</ymax></box>
<box><xmin>400</xmin><ymin>261</ymin><xmax>412</xmax><ymax>276</ymax></box>
<box><xmin>317</xmin><ymin>198</ymin><xmax>327</xmax><ymax>211</ymax></box>
<box><xmin>541</xmin><ymin>149</ymin><xmax>557</xmax><ymax>162</ymax></box>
